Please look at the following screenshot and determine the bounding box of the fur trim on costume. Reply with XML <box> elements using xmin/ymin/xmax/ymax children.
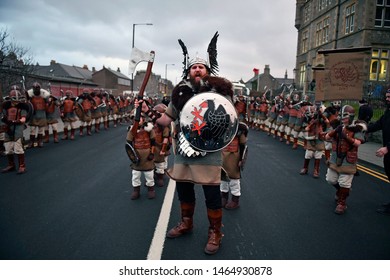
<box><xmin>171</xmin><ymin>76</ymin><xmax>233</xmax><ymax>111</ymax></box>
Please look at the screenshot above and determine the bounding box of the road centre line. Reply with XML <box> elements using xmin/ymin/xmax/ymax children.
<box><xmin>147</xmin><ymin>178</ymin><xmax>176</xmax><ymax>260</ymax></box>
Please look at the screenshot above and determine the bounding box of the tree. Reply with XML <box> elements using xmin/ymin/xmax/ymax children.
<box><xmin>0</xmin><ymin>27</ymin><xmax>34</xmax><ymax>98</ymax></box>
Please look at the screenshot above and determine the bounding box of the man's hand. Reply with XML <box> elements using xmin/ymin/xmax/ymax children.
<box><xmin>376</xmin><ymin>147</ymin><xmax>388</xmax><ymax>157</ymax></box>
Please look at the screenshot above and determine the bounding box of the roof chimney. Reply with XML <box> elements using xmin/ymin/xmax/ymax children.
<box><xmin>83</xmin><ymin>65</ymin><xmax>88</xmax><ymax>70</ymax></box>
<box><xmin>92</xmin><ymin>67</ymin><xmax>96</xmax><ymax>72</ymax></box>
<box><xmin>264</xmin><ymin>65</ymin><xmax>270</xmax><ymax>75</ymax></box>
<box><xmin>253</xmin><ymin>68</ymin><xmax>259</xmax><ymax>76</ymax></box>
<box><xmin>50</xmin><ymin>60</ymin><xmax>56</xmax><ymax>65</ymax></box>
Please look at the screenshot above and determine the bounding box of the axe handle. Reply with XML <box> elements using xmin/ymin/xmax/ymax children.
<box><xmin>132</xmin><ymin>51</ymin><xmax>155</xmax><ymax>136</ymax></box>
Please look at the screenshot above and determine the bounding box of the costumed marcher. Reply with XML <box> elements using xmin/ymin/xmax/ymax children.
<box><xmin>299</xmin><ymin>104</ymin><xmax>329</xmax><ymax>178</ymax></box>
<box><xmin>274</xmin><ymin>94</ymin><xmax>289</xmax><ymax>142</ymax></box>
<box><xmin>126</xmin><ymin>110</ymin><xmax>156</xmax><ymax>199</ymax></box>
<box><xmin>91</xmin><ymin>88</ymin><xmax>103</xmax><ymax>133</ymax></box>
<box><xmin>234</xmin><ymin>94</ymin><xmax>247</xmax><ymax>123</ymax></box>
<box><xmin>27</xmin><ymin>82</ymin><xmax>49</xmax><ymax>148</ymax></box>
<box><xmin>101</xmin><ymin>91</ymin><xmax>110</xmax><ymax>130</ymax></box>
<box><xmin>60</xmin><ymin>90</ymin><xmax>78</xmax><ymax>140</ymax></box>
<box><xmin>43</xmin><ymin>93</ymin><xmax>61</xmax><ymax>143</ymax></box>
<box><xmin>256</xmin><ymin>96</ymin><xmax>268</xmax><ymax>131</ymax></box>
<box><xmin>1</xmin><ymin>86</ymin><xmax>29</xmax><ymax>174</ymax></box>
<box><xmin>325</xmin><ymin>105</ymin><xmax>366</xmax><ymax>215</ymax></box>
<box><xmin>285</xmin><ymin>92</ymin><xmax>300</xmax><ymax>145</ymax></box>
<box><xmin>77</xmin><ymin>88</ymin><xmax>94</xmax><ymax>136</ymax></box>
<box><xmin>291</xmin><ymin>95</ymin><xmax>312</xmax><ymax>149</ymax></box>
<box><xmin>266</xmin><ymin>95</ymin><xmax>280</xmax><ymax>137</ymax></box>
<box><xmin>152</xmin><ymin>103</ymin><xmax>171</xmax><ymax>188</ymax></box>
<box><xmin>248</xmin><ymin>96</ymin><xmax>255</xmax><ymax>129</ymax></box>
<box><xmin>322</xmin><ymin>100</ymin><xmax>341</xmax><ymax>163</ymax></box>
<box><xmin>220</xmin><ymin>122</ymin><xmax>248</xmax><ymax>209</ymax></box>
<box><xmin>367</xmin><ymin>90</ymin><xmax>390</xmax><ymax>215</ymax></box>
<box><xmin>135</xmin><ymin>32</ymin><xmax>235</xmax><ymax>255</ymax></box>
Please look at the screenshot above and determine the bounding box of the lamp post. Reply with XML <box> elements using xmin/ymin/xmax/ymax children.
<box><xmin>131</xmin><ymin>23</ymin><xmax>153</xmax><ymax>93</ymax></box>
<box><xmin>165</xmin><ymin>63</ymin><xmax>175</xmax><ymax>96</ymax></box>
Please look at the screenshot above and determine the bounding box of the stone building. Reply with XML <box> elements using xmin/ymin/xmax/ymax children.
<box><xmin>295</xmin><ymin>0</ymin><xmax>390</xmax><ymax>99</ymax></box>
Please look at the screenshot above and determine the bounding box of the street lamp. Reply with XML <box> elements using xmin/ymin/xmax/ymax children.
<box><xmin>165</xmin><ymin>63</ymin><xmax>175</xmax><ymax>96</ymax></box>
<box><xmin>131</xmin><ymin>23</ymin><xmax>153</xmax><ymax>93</ymax></box>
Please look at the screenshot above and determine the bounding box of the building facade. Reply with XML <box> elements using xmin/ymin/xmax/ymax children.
<box><xmin>295</xmin><ymin>0</ymin><xmax>390</xmax><ymax>99</ymax></box>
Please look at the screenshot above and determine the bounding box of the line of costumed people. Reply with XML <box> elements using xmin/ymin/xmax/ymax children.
<box><xmin>131</xmin><ymin>31</ymin><xmax>248</xmax><ymax>255</ymax></box>
<box><xmin>0</xmin><ymin>83</ymin><xmax>135</xmax><ymax>175</ymax></box>
<box><xmin>238</xmin><ymin>85</ymin><xmax>368</xmax><ymax>215</ymax></box>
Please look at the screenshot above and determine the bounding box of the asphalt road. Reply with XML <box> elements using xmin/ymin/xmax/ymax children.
<box><xmin>1</xmin><ymin>123</ymin><xmax>390</xmax><ymax>260</ymax></box>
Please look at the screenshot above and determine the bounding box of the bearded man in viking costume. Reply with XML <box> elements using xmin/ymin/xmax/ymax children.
<box><xmin>135</xmin><ymin>32</ymin><xmax>236</xmax><ymax>255</ymax></box>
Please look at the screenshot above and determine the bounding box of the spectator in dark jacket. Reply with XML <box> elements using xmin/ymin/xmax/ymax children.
<box><xmin>358</xmin><ymin>98</ymin><xmax>373</xmax><ymax>123</ymax></box>
<box><xmin>367</xmin><ymin>91</ymin><xmax>390</xmax><ymax>215</ymax></box>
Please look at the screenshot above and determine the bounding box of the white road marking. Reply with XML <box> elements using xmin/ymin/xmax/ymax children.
<box><xmin>147</xmin><ymin>179</ymin><xmax>176</xmax><ymax>260</ymax></box>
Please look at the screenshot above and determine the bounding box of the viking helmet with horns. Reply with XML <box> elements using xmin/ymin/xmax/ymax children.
<box><xmin>178</xmin><ymin>31</ymin><xmax>219</xmax><ymax>78</ymax></box>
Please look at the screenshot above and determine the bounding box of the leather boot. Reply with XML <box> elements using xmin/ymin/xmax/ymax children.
<box><xmin>166</xmin><ymin>202</ymin><xmax>195</xmax><ymax>238</ymax></box>
<box><xmin>70</xmin><ymin>129</ymin><xmax>75</xmax><ymax>140</ymax></box>
<box><xmin>300</xmin><ymin>159</ymin><xmax>310</xmax><ymax>175</ymax></box>
<box><xmin>225</xmin><ymin>195</ymin><xmax>240</xmax><ymax>210</ymax></box>
<box><xmin>37</xmin><ymin>134</ymin><xmax>44</xmax><ymax>147</ymax></box>
<box><xmin>324</xmin><ymin>150</ymin><xmax>331</xmax><ymax>164</ymax></box>
<box><xmin>147</xmin><ymin>185</ymin><xmax>156</xmax><ymax>199</ymax></box>
<box><xmin>313</xmin><ymin>159</ymin><xmax>320</xmax><ymax>178</ymax></box>
<box><xmin>285</xmin><ymin>134</ymin><xmax>291</xmax><ymax>145</ymax></box>
<box><xmin>87</xmin><ymin>125</ymin><xmax>92</xmax><ymax>136</ymax></box>
<box><xmin>17</xmin><ymin>153</ymin><xmax>26</xmax><ymax>174</ymax></box>
<box><xmin>204</xmin><ymin>208</ymin><xmax>223</xmax><ymax>255</ymax></box>
<box><xmin>279</xmin><ymin>132</ymin><xmax>285</xmax><ymax>142</ymax></box>
<box><xmin>335</xmin><ymin>188</ymin><xmax>350</xmax><ymax>215</ymax></box>
<box><xmin>104</xmin><ymin>120</ymin><xmax>108</xmax><ymax>130</ymax></box>
<box><xmin>95</xmin><ymin>123</ymin><xmax>100</xmax><ymax>133</ymax></box>
<box><xmin>292</xmin><ymin>138</ymin><xmax>298</xmax><ymax>149</ymax></box>
<box><xmin>221</xmin><ymin>192</ymin><xmax>229</xmax><ymax>208</ymax></box>
<box><xmin>156</xmin><ymin>173</ymin><xmax>164</xmax><ymax>187</ymax></box>
<box><xmin>53</xmin><ymin>130</ymin><xmax>59</xmax><ymax>143</ymax></box>
<box><xmin>43</xmin><ymin>130</ymin><xmax>50</xmax><ymax>143</ymax></box>
<box><xmin>27</xmin><ymin>135</ymin><xmax>35</xmax><ymax>148</ymax></box>
<box><xmin>273</xmin><ymin>129</ymin><xmax>278</xmax><ymax>139</ymax></box>
<box><xmin>79</xmin><ymin>126</ymin><xmax>84</xmax><ymax>136</ymax></box>
<box><xmin>131</xmin><ymin>186</ymin><xmax>141</xmax><ymax>200</ymax></box>
<box><xmin>2</xmin><ymin>154</ymin><xmax>16</xmax><ymax>173</ymax></box>
<box><xmin>62</xmin><ymin>128</ymin><xmax>69</xmax><ymax>140</ymax></box>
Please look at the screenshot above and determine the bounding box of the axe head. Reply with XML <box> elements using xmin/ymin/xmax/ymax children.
<box><xmin>129</xmin><ymin>48</ymin><xmax>155</xmax><ymax>75</ymax></box>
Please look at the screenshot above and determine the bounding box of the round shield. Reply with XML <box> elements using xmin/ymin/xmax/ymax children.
<box><xmin>74</xmin><ymin>101</ymin><xmax>85</xmax><ymax>120</ymax></box>
<box><xmin>179</xmin><ymin>92</ymin><xmax>238</xmax><ymax>152</ymax></box>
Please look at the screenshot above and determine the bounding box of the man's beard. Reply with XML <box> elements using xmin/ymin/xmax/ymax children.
<box><xmin>189</xmin><ymin>75</ymin><xmax>202</xmax><ymax>91</ymax></box>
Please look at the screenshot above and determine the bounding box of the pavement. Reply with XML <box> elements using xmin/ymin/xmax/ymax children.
<box><xmin>358</xmin><ymin>140</ymin><xmax>385</xmax><ymax>170</ymax></box>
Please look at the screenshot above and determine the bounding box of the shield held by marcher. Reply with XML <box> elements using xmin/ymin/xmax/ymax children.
<box><xmin>179</xmin><ymin>92</ymin><xmax>238</xmax><ymax>152</ymax></box>
<box><xmin>74</xmin><ymin>102</ymin><xmax>85</xmax><ymax>120</ymax></box>
<box><xmin>125</xmin><ymin>142</ymin><xmax>140</xmax><ymax>165</ymax></box>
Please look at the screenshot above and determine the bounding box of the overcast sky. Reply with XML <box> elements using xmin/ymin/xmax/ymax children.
<box><xmin>0</xmin><ymin>0</ymin><xmax>297</xmax><ymax>84</ymax></box>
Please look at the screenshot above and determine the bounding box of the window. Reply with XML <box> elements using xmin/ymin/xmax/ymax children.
<box><xmin>302</xmin><ymin>30</ymin><xmax>309</xmax><ymax>53</ymax></box>
<box><xmin>345</xmin><ymin>4</ymin><xmax>355</xmax><ymax>34</ymax></box>
<box><xmin>370</xmin><ymin>48</ymin><xmax>389</xmax><ymax>81</ymax></box>
<box><xmin>299</xmin><ymin>64</ymin><xmax>306</xmax><ymax>89</ymax></box>
<box><xmin>315</xmin><ymin>17</ymin><xmax>330</xmax><ymax>46</ymax></box>
<box><xmin>375</xmin><ymin>0</ymin><xmax>390</xmax><ymax>27</ymax></box>
<box><xmin>304</xmin><ymin>4</ymin><xmax>311</xmax><ymax>23</ymax></box>
<box><xmin>318</xmin><ymin>0</ymin><xmax>332</xmax><ymax>11</ymax></box>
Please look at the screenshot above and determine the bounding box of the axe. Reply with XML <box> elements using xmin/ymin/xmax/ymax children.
<box><xmin>128</xmin><ymin>48</ymin><xmax>155</xmax><ymax>136</ymax></box>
